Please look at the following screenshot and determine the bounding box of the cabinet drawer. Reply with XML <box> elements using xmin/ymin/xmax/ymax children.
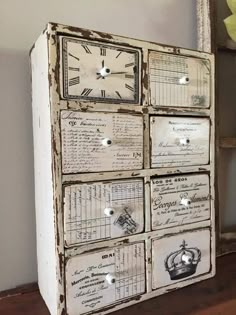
<box><xmin>61</xmin><ymin>111</ymin><xmax>143</xmax><ymax>173</ymax></box>
<box><xmin>64</xmin><ymin>179</ymin><xmax>144</xmax><ymax>246</ymax></box>
<box><xmin>151</xmin><ymin>174</ymin><xmax>210</xmax><ymax>230</ymax></box>
<box><xmin>150</xmin><ymin>116</ymin><xmax>210</xmax><ymax>168</ymax></box>
<box><xmin>152</xmin><ymin>229</ymin><xmax>211</xmax><ymax>289</ymax></box>
<box><xmin>149</xmin><ymin>51</ymin><xmax>210</xmax><ymax>108</ymax></box>
<box><xmin>66</xmin><ymin>242</ymin><xmax>146</xmax><ymax>315</ymax></box>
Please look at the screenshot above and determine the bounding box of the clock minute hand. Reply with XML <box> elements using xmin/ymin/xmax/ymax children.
<box><xmin>111</xmin><ymin>71</ymin><xmax>127</xmax><ymax>74</ymax></box>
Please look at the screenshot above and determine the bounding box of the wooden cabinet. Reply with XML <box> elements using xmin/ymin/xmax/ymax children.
<box><xmin>31</xmin><ymin>23</ymin><xmax>215</xmax><ymax>315</ymax></box>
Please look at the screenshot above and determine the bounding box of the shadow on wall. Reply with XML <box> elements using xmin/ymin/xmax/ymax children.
<box><xmin>0</xmin><ymin>49</ymin><xmax>37</xmax><ymax>292</ymax></box>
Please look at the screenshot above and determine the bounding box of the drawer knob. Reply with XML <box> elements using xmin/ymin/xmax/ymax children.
<box><xmin>104</xmin><ymin>208</ymin><xmax>114</xmax><ymax>217</ymax></box>
<box><xmin>181</xmin><ymin>253</ymin><xmax>193</xmax><ymax>265</ymax></box>
<box><xmin>106</xmin><ymin>273</ymin><xmax>116</xmax><ymax>284</ymax></box>
<box><xmin>179</xmin><ymin>76</ymin><xmax>190</xmax><ymax>85</ymax></box>
<box><xmin>102</xmin><ymin>138</ymin><xmax>112</xmax><ymax>147</ymax></box>
<box><xmin>180</xmin><ymin>138</ymin><xmax>190</xmax><ymax>145</ymax></box>
<box><xmin>180</xmin><ymin>198</ymin><xmax>191</xmax><ymax>207</ymax></box>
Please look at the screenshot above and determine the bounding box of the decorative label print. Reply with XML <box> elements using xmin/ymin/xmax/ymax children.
<box><xmin>151</xmin><ymin>174</ymin><xmax>210</xmax><ymax>230</ymax></box>
<box><xmin>61</xmin><ymin>111</ymin><xmax>143</xmax><ymax>173</ymax></box>
<box><xmin>150</xmin><ymin>116</ymin><xmax>210</xmax><ymax>168</ymax></box>
<box><xmin>66</xmin><ymin>243</ymin><xmax>145</xmax><ymax>315</ymax></box>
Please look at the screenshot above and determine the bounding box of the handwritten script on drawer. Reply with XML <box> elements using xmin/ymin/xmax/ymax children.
<box><xmin>64</xmin><ymin>179</ymin><xmax>144</xmax><ymax>246</ymax></box>
<box><xmin>150</xmin><ymin>116</ymin><xmax>210</xmax><ymax>168</ymax></box>
<box><xmin>66</xmin><ymin>243</ymin><xmax>145</xmax><ymax>315</ymax></box>
<box><xmin>151</xmin><ymin>174</ymin><xmax>210</xmax><ymax>230</ymax></box>
<box><xmin>61</xmin><ymin>111</ymin><xmax>143</xmax><ymax>173</ymax></box>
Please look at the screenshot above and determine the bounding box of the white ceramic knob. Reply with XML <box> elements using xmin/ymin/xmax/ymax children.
<box><xmin>182</xmin><ymin>253</ymin><xmax>193</xmax><ymax>265</ymax></box>
<box><xmin>180</xmin><ymin>138</ymin><xmax>190</xmax><ymax>145</ymax></box>
<box><xmin>105</xmin><ymin>273</ymin><xmax>116</xmax><ymax>284</ymax></box>
<box><xmin>179</xmin><ymin>76</ymin><xmax>190</xmax><ymax>85</ymax></box>
<box><xmin>102</xmin><ymin>138</ymin><xmax>112</xmax><ymax>147</ymax></box>
<box><xmin>104</xmin><ymin>208</ymin><xmax>114</xmax><ymax>217</ymax></box>
<box><xmin>99</xmin><ymin>66</ymin><xmax>111</xmax><ymax>78</ymax></box>
<box><xmin>180</xmin><ymin>199</ymin><xmax>191</xmax><ymax>207</ymax></box>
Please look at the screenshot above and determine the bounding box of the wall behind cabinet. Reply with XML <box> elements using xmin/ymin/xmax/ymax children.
<box><xmin>0</xmin><ymin>0</ymin><xmax>197</xmax><ymax>292</ymax></box>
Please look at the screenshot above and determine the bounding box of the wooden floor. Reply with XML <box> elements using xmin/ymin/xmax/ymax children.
<box><xmin>0</xmin><ymin>254</ymin><xmax>236</xmax><ymax>315</ymax></box>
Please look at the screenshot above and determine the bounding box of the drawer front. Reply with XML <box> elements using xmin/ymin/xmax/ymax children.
<box><xmin>152</xmin><ymin>229</ymin><xmax>211</xmax><ymax>289</ymax></box>
<box><xmin>150</xmin><ymin>116</ymin><xmax>210</xmax><ymax>168</ymax></box>
<box><xmin>149</xmin><ymin>51</ymin><xmax>210</xmax><ymax>108</ymax></box>
<box><xmin>61</xmin><ymin>111</ymin><xmax>143</xmax><ymax>173</ymax></box>
<box><xmin>66</xmin><ymin>243</ymin><xmax>146</xmax><ymax>315</ymax></box>
<box><xmin>64</xmin><ymin>179</ymin><xmax>144</xmax><ymax>246</ymax></box>
<box><xmin>151</xmin><ymin>174</ymin><xmax>210</xmax><ymax>230</ymax></box>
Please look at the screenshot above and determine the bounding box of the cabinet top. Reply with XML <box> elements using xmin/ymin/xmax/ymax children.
<box><xmin>30</xmin><ymin>22</ymin><xmax>214</xmax><ymax>60</ymax></box>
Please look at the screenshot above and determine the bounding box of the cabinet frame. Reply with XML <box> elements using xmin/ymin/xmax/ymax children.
<box><xmin>31</xmin><ymin>21</ymin><xmax>215</xmax><ymax>315</ymax></box>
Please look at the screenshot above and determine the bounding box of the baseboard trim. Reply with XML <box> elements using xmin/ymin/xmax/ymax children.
<box><xmin>0</xmin><ymin>282</ymin><xmax>38</xmax><ymax>300</ymax></box>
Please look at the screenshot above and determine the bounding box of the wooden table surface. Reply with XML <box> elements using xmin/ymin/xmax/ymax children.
<box><xmin>0</xmin><ymin>254</ymin><xmax>236</xmax><ymax>315</ymax></box>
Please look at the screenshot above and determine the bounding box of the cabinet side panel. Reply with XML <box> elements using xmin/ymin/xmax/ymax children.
<box><xmin>31</xmin><ymin>32</ymin><xmax>57</xmax><ymax>315</ymax></box>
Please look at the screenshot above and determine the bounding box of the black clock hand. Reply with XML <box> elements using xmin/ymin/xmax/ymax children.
<box><xmin>110</xmin><ymin>72</ymin><xmax>127</xmax><ymax>74</ymax></box>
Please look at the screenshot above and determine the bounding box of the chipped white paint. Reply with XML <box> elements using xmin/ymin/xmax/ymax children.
<box><xmin>150</xmin><ymin>116</ymin><xmax>210</xmax><ymax>168</ymax></box>
<box><xmin>31</xmin><ymin>22</ymin><xmax>215</xmax><ymax>315</ymax></box>
<box><xmin>151</xmin><ymin>174</ymin><xmax>210</xmax><ymax>230</ymax></box>
<box><xmin>149</xmin><ymin>51</ymin><xmax>211</xmax><ymax>108</ymax></box>
<box><xmin>64</xmin><ymin>179</ymin><xmax>144</xmax><ymax>246</ymax></box>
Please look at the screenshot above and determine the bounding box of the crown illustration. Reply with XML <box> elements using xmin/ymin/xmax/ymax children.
<box><xmin>164</xmin><ymin>240</ymin><xmax>201</xmax><ymax>281</ymax></box>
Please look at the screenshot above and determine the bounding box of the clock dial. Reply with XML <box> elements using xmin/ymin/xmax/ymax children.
<box><xmin>61</xmin><ymin>37</ymin><xmax>140</xmax><ymax>103</ymax></box>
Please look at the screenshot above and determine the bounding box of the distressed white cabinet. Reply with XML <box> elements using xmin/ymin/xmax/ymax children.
<box><xmin>31</xmin><ymin>23</ymin><xmax>215</xmax><ymax>315</ymax></box>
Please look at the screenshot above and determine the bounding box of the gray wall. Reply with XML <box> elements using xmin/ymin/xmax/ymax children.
<box><xmin>0</xmin><ymin>0</ymin><xmax>197</xmax><ymax>292</ymax></box>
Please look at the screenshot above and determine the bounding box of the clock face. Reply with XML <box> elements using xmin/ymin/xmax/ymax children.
<box><xmin>61</xmin><ymin>37</ymin><xmax>140</xmax><ymax>103</ymax></box>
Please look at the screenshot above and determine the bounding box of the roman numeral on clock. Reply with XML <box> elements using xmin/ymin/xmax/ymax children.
<box><xmin>101</xmin><ymin>90</ymin><xmax>106</xmax><ymax>98</ymax></box>
<box><xmin>69</xmin><ymin>67</ymin><xmax>80</xmax><ymax>72</ymax></box>
<box><xmin>69</xmin><ymin>53</ymin><xmax>80</xmax><ymax>62</ymax></box>
<box><xmin>115</xmin><ymin>91</ymin><xmax>122</xmax><ymax>99</ymax></box>
<box><xmin>69</xmin><ymin>76</ymin><xmax>80</xmax><ymax>86</ymax></box>
<box><xmin>125</xmin><ymin>74</ymin><xmax>134</xmax><ymax>79</ymax></box>
<box><xmin>125</xmin><ymin>62</ymin><xmax>135</xmax><ymax>68</ymax></box>
<box><xmin>82</xmin><ymin>45</ymin><xmax>92</xmax><ymax>54</ymax></box>
<box><xmin>81</xmin><ymin>88</ymin><xmax>93</xmax><ymax>96</ymax></box>
<box><xmin>116</xmin><ymin>51</ymin><xmax>122</xmax><ymax>58</ymax></box>
<box><xmin>125</xmin><ymin>84</ymin><xmax>134</xmax><ymax>92</ymax></box>
<box><xmin>100</xmin><ymin>48</ymin><xmax>106</xmax><ymax>56</ymax></box>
